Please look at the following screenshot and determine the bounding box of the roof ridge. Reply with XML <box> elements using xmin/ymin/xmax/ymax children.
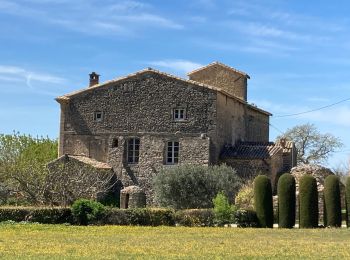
<box><xmin>187</xmin><ymin>61</ymin><xmax>250</xmax><ymax>78</ymax></box>
<box><xmin>55</xmin><ymin>67</ymin><xmax>270</xmax><ymax>115</ymax></box>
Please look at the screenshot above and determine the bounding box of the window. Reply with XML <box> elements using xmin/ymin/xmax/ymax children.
<box><xmin>173</xmin><ymin>108</ymin><xmax>186</xmax><ymax>121</ymax></box>
<box><xmin>127</xmin><ymin>138</ymin><xmax>140</xmax><ymax>164</ymax></box>
<box><xmin>112</xmin><ymin>138</ymin><xmax>118</xmax><ymax>148</ymax></box>
<box><xmin>166</xmin><ymin>141</ymin><xmax>179</xmax><ymax>164</ymax></box>
<box><xmin>94</xmin><ymin>111</ymin><xmax>103</xmax><ymax>122</ymax></box>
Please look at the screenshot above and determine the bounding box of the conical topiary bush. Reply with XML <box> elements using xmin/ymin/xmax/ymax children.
<box><xmin>254</xmin><ymin>175</ymin><xmax>273</xmax><ymax>228</ymax></box>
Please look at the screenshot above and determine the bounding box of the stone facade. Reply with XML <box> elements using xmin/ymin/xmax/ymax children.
<box><xmin>55</xmin><ymin>62</ymin><xmax>275</xmax><ymax>205</ymax></box>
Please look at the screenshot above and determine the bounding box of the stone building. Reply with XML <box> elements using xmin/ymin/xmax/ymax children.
<box><xmin>52</xmin><ymin>62</ymin><xmax>296</xmax><ymax>205</ymax></box>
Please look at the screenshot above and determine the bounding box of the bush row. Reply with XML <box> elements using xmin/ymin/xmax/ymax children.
<box><xmin>0</xmin><ymin>207</ymin><xmax>258</xmax><ymax>227</ymax></box>
<box><xmin>254</xmin><ymin>174</ymin><xmax>345</xmax><ymax>228</ymax></box>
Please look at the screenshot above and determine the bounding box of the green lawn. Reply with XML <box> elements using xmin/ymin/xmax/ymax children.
<box><xmin>0</xmin><ymin>224</ymin><xmax>350</xmax><ymax>259</ymax></box>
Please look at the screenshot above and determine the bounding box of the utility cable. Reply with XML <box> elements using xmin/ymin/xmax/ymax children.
<box><xmin>273</xmin><ymin>97</ymin><xmax>350</xmax><ymax>118</ymax></box>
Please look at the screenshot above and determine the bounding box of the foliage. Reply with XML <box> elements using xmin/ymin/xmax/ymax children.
<box><xmin>153</xmin><ymin>164</ymin><xmax>242</xmax><ymax>209</ymax></box>
<box><xmin>45</xmin><ymin>159</ymin><xmax>117</xmax><ymax>206</ymax></box>
<box><xmin>277</xmin><ymin>173</ymin><xmax>296</xmax><ymax>228</ymax></box>
<box><xmin>71</xmin><ymin>199</ymin><xmax>105</xmax><ymax>225</ymax></box>
<box><xmin>235</xmin><ymin>180</ymin><xmax>254</xmax><ymax>210</ymax></box>
<box><xmin>175</xmin><ymin>209</ymin><xmax>214</xmax><ymax>227</ymax></box>
<box><xmin>324</xmin><ymin>175</ymin><xmax>341</xmax><ymax>227</ymax></box>
<box><xmin>212</xmin><ymin>191</ymin><xmax>235</xmax><ymax>226</ymax></box>
<box><xmin>278</xmin><ymin>123</ymin><xmax>343</xmax><ymax>164</ymax></box>
<box><xmin>0</xmin><ymin>132</ymin><xmax>58</xmax><ymax>204</ymax></box>
<box><xmin>253</xmin><ymin>175</ymin><xmax>273</xmax><ymax>228</ymax></box>
<box><xmin>0</xmin><ymin>207</ymin><xmax>72</xmax><ymax>223</ymax></box>
<box><xmin>98</xmin><ymin>208</ymin><xmax>175</xmax><ymax>226</ymax></box>
<box><xmin>346</xmin><ymin>177</ymin><xmax>350</xmax><ymax>227</ymax></box>
<box><xmin>299</xmin><ymin>175</ymin><xmax>318</xmax><ymax>228</ymax></box>
<box><xmin>234</xmin><ymin>209</ymin><xmax>259</xmax><ymax>227</ymax></box>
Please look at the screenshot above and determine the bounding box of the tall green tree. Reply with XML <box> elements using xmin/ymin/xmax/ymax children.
<box><xmin>278</xmin><ymin>123</ymin><xmax>343</xmax><ymax>164</ymax></box>
<box><xmin>0</xmin><ymin>132</ymin><xmax>58</xmax><ymax>204</ymax></box>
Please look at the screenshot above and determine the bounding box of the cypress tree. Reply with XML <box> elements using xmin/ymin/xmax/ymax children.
<box><xmin>277</xmin><ymin>173</ymin><xmax>296</xmax><ymax>228</ymax></box>
<box><xmin>324</xmin><ymin>175</ymin><xmax>341</xmax><ymax>227</ymax></box>
<box><xmin>254</xmin><ymin>175</ymin><xmax>273</xmax><ymax>228</ymax></box>
<box><xmin>346</xmin><ymin>177</ymin><xmax>350</xmax><ymax>227</ymax></box>
<box><xmin>299</xmin><ymin>175</ymin><xmax>318</xmax><ymax>228</ymax></box>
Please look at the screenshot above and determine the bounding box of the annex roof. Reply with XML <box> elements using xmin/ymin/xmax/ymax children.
<box><xmin>56</xmin><ymin>66</ymin><xmax>270</xmax><ymax>116</ymax></box>
<box><xmin>220</xmin><ymin>141</ymin><xmax>282</xmax><ymax>160</ymax></box>
<box><xmin>187</xmin><ymin>61</ymin><xmax>250</xmax><ymax>79</ymax></box>
<box><xmin>48</xmin><ymin>154</ymin><xmax>112</xmax><ymax>169</ymax></box>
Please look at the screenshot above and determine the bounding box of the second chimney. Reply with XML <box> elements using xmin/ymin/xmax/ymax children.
<box><xmin>89</xmin><ymin>72</ymin><xmax>100</xmax><ymax>87</ymax></box>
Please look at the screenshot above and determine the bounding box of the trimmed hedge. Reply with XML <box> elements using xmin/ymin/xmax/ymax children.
<box><xmin>277</xmin><ymin>173</ymin><xmax>296</xmax><ymax>228</ymax></box>
<box><xmin>0</xmin><ymin>207</ymin><xmax>72</xmax><ymax>223</ymax></box>
<box><xmin>234</xmin><ymin>209</ymin><xmax>259</xmax><ymax>227</ymax></box>
<box><xmin>99</xmin><ymin>208</ymin><xmax>176</xmax><ymax>226</ymax></box>
<box><xmin>299</xmin><ymin>175</ymin><xmax>318</xmax><ymax>228</ymax></box>
<box><xmin>346</xmin><ymin>177</ymin><xmax>350</xmax><ymax>227</ymax></box>
<box><xmin>175</xmin><ymin>209</ymin><xmax>214</xmax><ymax>227</ymax></box>
<box><xmin>254</xmin><ymin>175</ymin><xmax>273</xmax><ymax>228</ymax></box>
<box><xmin>324</xmin><ymin>175</ymin><xmax>341</xmax><ymax>227</ymax></box>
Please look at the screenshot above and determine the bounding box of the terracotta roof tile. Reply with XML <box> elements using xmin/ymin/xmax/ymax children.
<box><xmin>221</xmin><ymin>141</ymin><xmax>282</xmax><ymax>159</ymax></box>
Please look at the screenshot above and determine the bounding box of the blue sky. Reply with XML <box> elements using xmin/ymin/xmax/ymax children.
<box><xmin>0</xmin><ymin>0</ymin><xmax>349</xmax><ymax>169</ymax></box>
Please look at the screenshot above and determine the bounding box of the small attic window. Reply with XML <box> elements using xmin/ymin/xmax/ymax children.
<box><xmin>94</xmin><ymin>111</ymin><xmax>103</xmax><ymax>122</ymax></box>
<box><xmin>173</xmin><ymin>108</ymin><xmax>186</xmax><ymax>121</ymax></box>
<box><xmin>112</xmin><ymin>138</ymin><xmax>119</xmax><ymax>148</ymax></box>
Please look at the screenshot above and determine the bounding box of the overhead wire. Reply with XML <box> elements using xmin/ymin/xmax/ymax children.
<box><xmin>273</xmin><ymin>97</ymin><xmax>350</xmax><ymax>118</ymax></box>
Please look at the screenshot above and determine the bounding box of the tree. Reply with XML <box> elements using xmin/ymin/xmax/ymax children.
<box><xmin>0</xmin><ymin>132</ymin><xmax>58</xmax><ymax>204</ymax></box>
<box><xmin>278</xmin><ymin>123</ymin><xmax>343</xmax><ymax>165</ymax></box>
<box><xmin>153</xmin><ymin>164</ymin><xmax>242</xmax><ymax>209</ymax></box>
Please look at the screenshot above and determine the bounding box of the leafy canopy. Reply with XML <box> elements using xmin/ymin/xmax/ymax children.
<box><xmin>153</xmin><ymin>164</ymin><xmax>242</xmax><ymax>209</ymax></box>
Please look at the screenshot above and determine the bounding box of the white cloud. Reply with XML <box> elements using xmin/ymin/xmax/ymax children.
<box><xmin>148</xmin><ymin>60</ymin><xmax>204</xmax><ymax>73</ymax></box>
<box><xmin>0</xmin><ymin>65</ymin><xmax>65</xmax><ymax>88</ymax></box>
<box><xmin>0</xmin><ymin>0</ymin><xmax>183</xmax><ymax>35</ymax></box>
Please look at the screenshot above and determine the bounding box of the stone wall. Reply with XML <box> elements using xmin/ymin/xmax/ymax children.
<box><xmin>188</xmin><ymin>63</ymin><xmax>247</xmax><ymax>101</ymax></box>
<box><xmin>214</xmin><ymin>92</ymin><xmax>246</xmax><ymax>162</ymax></box>
<box><xmin>107</xmin><ymin>134</ymin><xmax>210</xmax><ymax>205</ymax></box>
<box><xmin>61</xmin><ymin>72</ymin><xmax>217</xmax><ymax>139</ymax></box>
<box><xmin>245</xmin><ymin>107</ymin><xmax>269</xmax><ymax>142</ymax></box>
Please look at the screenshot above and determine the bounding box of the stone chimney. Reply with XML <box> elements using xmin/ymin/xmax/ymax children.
<box><xmin>279</xmin><ymin>138</ymin><xmax>286</xmax><ymax>148</ymax></box>
<box><xmin>89</xmin><ymin>72</ymin><xmax>100</xmax><ymax>87</ymax></box>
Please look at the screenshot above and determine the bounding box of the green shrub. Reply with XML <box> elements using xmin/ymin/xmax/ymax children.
<box><xmin>346</xmin><ymin>177</ymin><xmax>350</xmax><ymax>227</ymax></box>
<box><xmin>254</xmin><ymin>175</ymin><xmax>273</xmax><ymax>228</ymax></box>
<box><xmin>0</xmin><ymin>207</ymin><xmax>72</xmax><ymax>223</ymax></box>
<box><xmin>324</xmin><ymin>175</ymin><xmax>341</xmax><ymax>227</ymax></box>
<box><xmin>213</xmin><ymin>192</ymin><xmax>235</xmax><ymax>226</ymax></box>
<box><xmin>299</xmin><ymin>175</ymin><xmax>318</xmax><ymax>228</ymax></box>
<box><xmin>71</xmin><ymin>199</ymin><xmax>105</xmax><ymax>225</ymax></box>
<box><xmin>175</xmin><ymin>209</ymin><xmax>214</xmax><ymax>227</ymax></box>
<box><xmin>153</xmin><ymin>164</ymin><xmax>242</xmax><ymax>209</ymax></box>
<box><xmin>235</xmin><ymin>181</ymin><xmax>254</xmax><ymax>210</ymax></box>
<box><xmin>234</xmin><ymin>209</ymin><xmax>259</xmax><ymax>227</ymax></box>
<box><xmin>277</xmin><ymin>173</ymin><xmax>296</xmax><ymax>228</ymax></box>
<box><xmin>99</xmin><ymin>208</ymin><xmax>175</xmax><ymax>226</ymax></box>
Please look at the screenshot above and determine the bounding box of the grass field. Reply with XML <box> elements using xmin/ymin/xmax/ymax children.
<box><xmin>1</xmin><ymin>224</ymin><xmax>350</xmax><ymax>259</ymax></box>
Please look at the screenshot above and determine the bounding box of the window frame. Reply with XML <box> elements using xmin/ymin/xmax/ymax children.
<box><xmin>173</xmin><ymin>108</ymin><xmax>187</xmax><ymax>121</ymax></box>
<box><xmin>166</xmin><ymin>141</ymin><xmax>179</xmax><ymax>165</ymax></box>
<box><xmin>127</xmin><ymin>137</ymin><xmax>140</xmax><ymax>164</ymax></box>
<box><xmin>94</xmin><ymin>111</ymin><xmax>104</xmax><ymax>122</ymax></box>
